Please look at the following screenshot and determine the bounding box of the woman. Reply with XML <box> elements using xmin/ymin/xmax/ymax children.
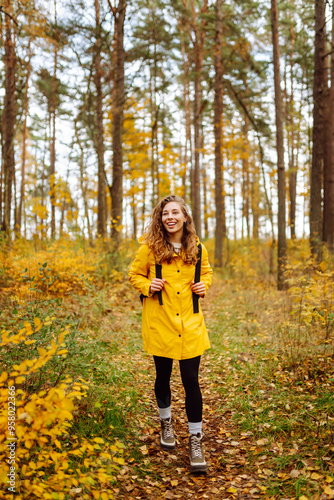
<box><xmin>128</xmin><ymin>195</ymin><xmax>213</xmax><ymax>472</ymax></box>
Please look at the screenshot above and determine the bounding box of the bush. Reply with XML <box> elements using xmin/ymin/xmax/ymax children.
<box><xmin>0</xmin><ymin>319</ymin><xmax>124</xmax><ymax>500</ymax></box>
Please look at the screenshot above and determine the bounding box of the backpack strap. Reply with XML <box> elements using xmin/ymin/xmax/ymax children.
<box><xmin>139</xmin><ymin>262</ymin><xmax>163</xmax><ymax>305</ymax></box>
<box><xmin>155</xmin><ymin>263</ymin><xmax>163</xmax><ymax>305</ymax></box>
<box><xmin>192</xmin><ymin>243</ymin><xmax>202</xmax><ymax>314</ymax></box>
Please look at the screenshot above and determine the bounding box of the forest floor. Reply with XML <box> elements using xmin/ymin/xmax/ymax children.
<box><xmin>101</xmin><ymin>275</ymin><xmax>334</xmax><ymax>500</ymax></box>
<box><xmin>1</xmin><ymin>240</ymin><xmax>334</xmax><ymax>499</ymax></box>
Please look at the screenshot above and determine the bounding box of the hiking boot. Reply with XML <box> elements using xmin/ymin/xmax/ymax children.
<box><xmin>189</xmin><ymin>433</ymin><xmax>207</xmax><ymax>472</ymax></box>
<box><xmin>160</xmin><ymin>417</ymin><xmax>176</xmax><ymax>450</ymax></box>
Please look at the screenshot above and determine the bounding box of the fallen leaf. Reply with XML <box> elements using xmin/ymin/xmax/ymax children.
<box><xmin>139</xmin><ymin>445</ymin><xmax>148</xmax><ymax>455</ymax></box>
<box><xmin>310</xmin><ymin>472</ymin><xmax>323</xmax><ymax>480</ymax></box>
<box><xmin>164</xmin><ymin>491</ymin><xmax>174</xmax><ymax>499</ymax></box>
<box><xmin>170</xmin><ymin>480</ymin><xmax>178</xmax><ymax>487</ymax></box>
<box><xmin>256</xmin><ymin>438</ymin><xmax>269</xmax><ymax>446</ymax></box>
<box><xmin>290</xmin><ymin>469</ymin><xmax>300</xmax><ymax>478</ymax></box>
<box><xmin>323</xmin><ymin>486</ymin><xmax>334</xmax><ymax>498</ymax></box>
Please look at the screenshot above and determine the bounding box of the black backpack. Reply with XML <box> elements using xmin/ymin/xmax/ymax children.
<box><xmin>140</xmin><ymin>243</ymin><xmax>202</xmax><ymax>314</ymax></box>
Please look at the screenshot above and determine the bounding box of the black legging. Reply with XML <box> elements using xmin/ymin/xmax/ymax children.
<box><xmin>153</xmin><ymin>355</ymin><xmax>202</xmax><ymax>423</ymax></box>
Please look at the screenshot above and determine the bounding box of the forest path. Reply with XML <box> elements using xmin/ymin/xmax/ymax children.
<box><xmin>112</xmin><ymin>278</ymin><xmax>270</xmax><ymax>500</ymax></box>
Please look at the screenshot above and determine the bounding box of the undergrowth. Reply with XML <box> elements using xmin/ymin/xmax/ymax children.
<box><xmin>1</xmin><ymin>236</ymin><xmax>334</xmax><ymax>499</ymax></box>
<box><xmin>209</xmin><ymin>257</ymin><xmax>334</xmax><ymax>499</ymax></box>
<box><xmin>0</xmin><ymin>237</ymin><xmax>140</xmax><ymax>499</ymax></box>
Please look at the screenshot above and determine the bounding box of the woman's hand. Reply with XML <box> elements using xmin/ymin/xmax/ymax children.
<box><xmin>190</xmin><ymin>281</ymin><xmax>206</xmax><ymax>298</ymax></box>
<box><xmin>149</xmin><ymin>278</ymin><xmax>166</xmax><ymax>294</ymax></box>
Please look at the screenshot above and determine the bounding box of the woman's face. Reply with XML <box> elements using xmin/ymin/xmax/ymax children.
<box><xmin>161</xmin><ymin>202</ymin><xmax>187</xmax><ymax>238</ymax></box>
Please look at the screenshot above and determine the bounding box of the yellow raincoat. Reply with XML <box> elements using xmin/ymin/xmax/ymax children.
<box><xmin>128</xmin><ymin>238</ymin><xmax>213</xmax><ymax>360</ymax></box>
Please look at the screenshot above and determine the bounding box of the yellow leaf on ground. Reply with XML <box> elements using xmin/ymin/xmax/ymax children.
<box><xmin>227</xmin><ymin>487</ymin><xmax>238</xmax><ymax>493</ymax></box>
<box><xmin>34</xmin><ymin>317</ymin><xmax>42</xmax><ymax>331</ymax></box>
<box><xmin>139</xmin><ymin>444</ymin><xmax>148</xmax><ymax>455</ymax></box>
<box><xmin>323</xmin><ymin>486</ymin><xmax>334</xmax><ymax>498</ymax></box>
<box><xmin>310</xmin><ymin>472</ymin><xmax>323</xmax><ymax>480</ymax></box>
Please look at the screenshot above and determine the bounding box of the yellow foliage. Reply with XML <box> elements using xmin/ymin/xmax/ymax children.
<box><xmin>0</xmin><ymin>324</ymin><xmax>123</xmax><ymax>499</ymax></box>
<box><xmin>0</xmin><ymin>238</ymin><xmax>107</xmax><ymax>301</ymax></box>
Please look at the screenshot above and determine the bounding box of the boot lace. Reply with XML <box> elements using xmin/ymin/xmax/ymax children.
<box><xmin>162</xmin><ymin>419</ymin><xmax>174</xmax><ymax>438</ymax></box>
<box><xmin>190</xmin><ymin>434</ymin><xmax>203</xmax><ymax>458</ymax></box>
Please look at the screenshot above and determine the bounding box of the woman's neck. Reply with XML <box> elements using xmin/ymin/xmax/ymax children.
<box><xmin>168</xmin><ymin>234</ymin><xmax>183</xmax><ymax>244</ymax></box>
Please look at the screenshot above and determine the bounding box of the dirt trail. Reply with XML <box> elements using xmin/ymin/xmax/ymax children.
<box><xmin>113</xmin><ymin>281</ymin><xmax>265</xmax><ymax>500</ymax></box>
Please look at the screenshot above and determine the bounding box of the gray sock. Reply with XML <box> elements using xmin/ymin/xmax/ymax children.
<box><xmin>159</xmin><ymin>405</ymin><xmax>171</xmax><ymax>420</ymax></box>
<box><xmin>188</xmin><ymin>421</ymin><xmax>202</xmax><ymax>435</ymax></box>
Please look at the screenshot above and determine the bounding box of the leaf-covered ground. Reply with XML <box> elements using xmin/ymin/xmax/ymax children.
<box><xmin>106</xmin><ymin>277</ymin><xmax>334</xmax><ymax>500</ymax></box>
<box><xmin>1</xmin><ymin>240</ymin><xmax>333</xmax><ymax>499</ymax></box>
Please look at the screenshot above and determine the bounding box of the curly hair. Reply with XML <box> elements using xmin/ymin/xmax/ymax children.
<box><xmin>142</xmin><ymin>195</ymin><xmax>199</xmax><ymax>265</ymax></box>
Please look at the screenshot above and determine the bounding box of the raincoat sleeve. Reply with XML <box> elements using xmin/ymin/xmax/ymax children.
<box><xmin>200</xmin><ymin>244</ymin><xmax>213</xmax><ymax>295</ymax></box>
<box><xmin>128</xmin><ymin>244</ymin><xmax>152</xmax><ymax>297</ymax></box>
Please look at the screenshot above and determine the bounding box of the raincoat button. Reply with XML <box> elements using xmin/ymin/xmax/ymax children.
<box><xmin>177</xmin><ymin>292</ymin><xmax>180</xmax><ymax>294</ymax></box>
<box><xmin>176</xmin><ymin>313</ymin><xmax>179</xmax><ymax>316</ymax></box>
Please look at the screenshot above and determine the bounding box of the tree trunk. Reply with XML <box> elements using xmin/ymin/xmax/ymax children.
<box><xmin>193</xmin><ymin>44</ymin><xmax>202</xmax><ymax>238</ymax></box>
<box><xmin>150</xmin><ymin>63</ymin><xmax>159</xmax><ymax>208</ymax></box>
<box><xmin>50</xmin><ymin>10</ymin><xmax>58</xmax><ymax>240</ymax></box>
<box><xmin>131</xmin><ymin>188</ymin><xmax>137</xmax><ymax>240</ymax></box>
<box><xmin>109</xmin><ymin>0</ymin><xmax>126</xmax><ymax>239</ymax></box>
<box><xmin>251</xmin><ymin>157</ymin><xmax>260</xmax><ymax>239</ymax></box>
<box><xmin>288</xmin><ymin>26</ymin><xmax>297</xmax><ymax>240</ymax></box>
<box><xmin>189</xmin><ymin>0</ymin><xmax>207</xmax><ymax>239</ymax></box>
<box><xmin>201</xmin><ymin>128</ymin><xmax>209</xmax><ymax>239</ymax></box>
<box><xmin>242</xmin><ymin>115</ymin><xmax>250</xmax><ymax>240</ymax></box>
<box><xmin>214</xmin><ymin>0</ymin><xmax>224</xmax><ymax>266</ymax></box>
<box><xmin>141</xmin><ymin>174</ymin><xmax>146</xmax><ymax>235</ymax></box>
<box><xmin>179</xmin><ymin>23</ymin><xmax>193</xmax><ymax>203</ymax></box>
<box><xmin>271</xmin><ymin>0</ymin><xmax>287</xmax><ymax>290</ymax></box>
<box><xmin>94</xmin><ymin>0</ymin><xmax>106</xmax><ymax>238</ymax></box>
<box><xmin>75</xmin><ymin>120</ymin><xmax>93</xmax><ymax>245</ymax></box>
<box><xmin>17</xmin><ymin>40</ymin><xmax>32</xmax><ymax>235</ymax></box>
<box><xmin>323</xmin><ymin>2</ymin><xmax>334</xmax><ymax>250</ymax></box>
<box><xmin>310</xmin><ymin>0</ymin><xmax>327</xmax><ymax>260</ymax></box>
<box><xmin>1</xmin><ymin>0</ymin><xmax>16</xmax><ymax>235</ymax></box>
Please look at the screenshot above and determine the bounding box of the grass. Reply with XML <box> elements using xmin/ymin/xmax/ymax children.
<box><xmin>208</xmin><ymin>276</ymin><xmax>334</xmax><ymax>498</ymax></box>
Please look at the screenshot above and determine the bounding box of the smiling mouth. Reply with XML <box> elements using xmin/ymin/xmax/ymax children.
<box><xmin>166</xmin><ymin>221</ymin><xmax>177</xmax><ymax>227</ymax></box>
